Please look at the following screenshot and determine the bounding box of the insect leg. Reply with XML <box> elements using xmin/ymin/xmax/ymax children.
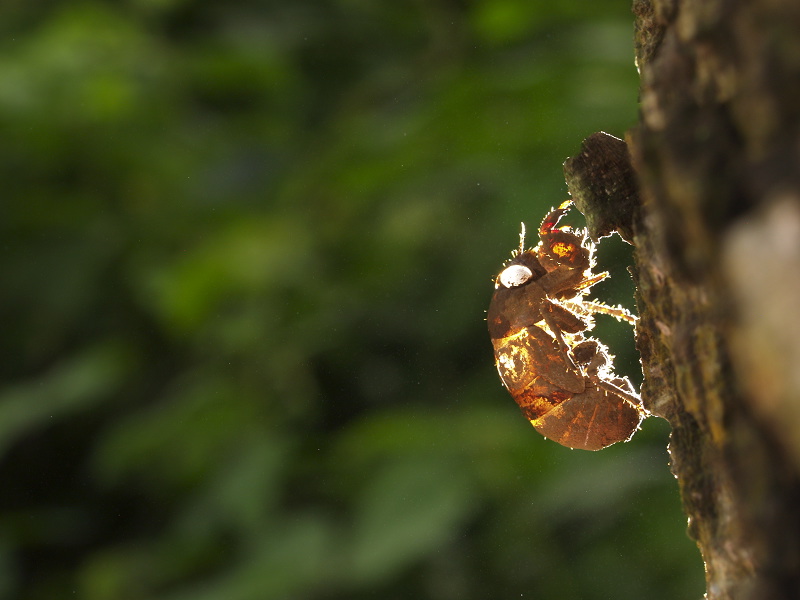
<box><xmin>539</xmin><ymin>303</ymin><xmax>580</xmax><ymax>370</ymax></box>
<box><xmin>591</xmin><ymin>378</ymin><xmax>648</xmax><ymax>414</ymax></box>
<box><xmin>571</xmin><ymin>338</ymin><xmax>648</xmax><ymax>415</ymax></box>
<box><xmin>568</xmin><ymin>299</ymin><xmax>637</xmax><ymax>324</ymax></box>
<box><xmin>569</xmin><ymin>272</ymin><xmax>609</xmax><ymax>293</ymax></box>
<box><xmin>538</xmin><ymin>200</ymin><xmax>573</xmax><ymax>236</ymax></box>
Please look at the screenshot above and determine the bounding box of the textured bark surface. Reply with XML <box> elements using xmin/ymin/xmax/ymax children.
<box><xmin>566</xmin><ymin>1</ymin><xmax>800</xmax><ymax>598</ymax></box>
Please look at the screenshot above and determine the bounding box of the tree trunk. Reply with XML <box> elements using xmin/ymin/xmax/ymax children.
<box><xmin>565</xmin><ymin>1</ymin><xmax>800</xmax><ymax>598</ymax></box>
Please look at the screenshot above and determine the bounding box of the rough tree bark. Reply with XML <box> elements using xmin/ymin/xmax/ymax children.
<box><xmin>564</xmin><ymin>1</ymin><xmax>800</xmax><ymax>598</ymax></box>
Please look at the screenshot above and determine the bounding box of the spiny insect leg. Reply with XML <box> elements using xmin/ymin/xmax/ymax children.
<box><xmin>567</xmin><ymin>299</ymin><xmax>637</xmax><ymax>324</ymax></box>
<box><xmin>570</xmin><ymin>272</ymin><xmax>609</xmax><ymax>293</ymax></box>
<box><xmin>591</xmin><ymin>377</ymin><xmax>648</xmax><ymax>415</ymax></box>
<box><xmin>538</xmin><ymin>200</ymin><xmax>573</xmax><ymax>236</ymax></box>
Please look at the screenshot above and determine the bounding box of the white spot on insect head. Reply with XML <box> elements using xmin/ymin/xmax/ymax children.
<box><xmin>499</xmin><ymin>265</ymin><xmax>532</xmax><ymax>288</ymax></box>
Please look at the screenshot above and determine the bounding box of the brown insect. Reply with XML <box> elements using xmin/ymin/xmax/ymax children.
<box><xmin>487</xmin><ymin>200</ymin><xmax>646</xmax><ymax>450</ymax></box>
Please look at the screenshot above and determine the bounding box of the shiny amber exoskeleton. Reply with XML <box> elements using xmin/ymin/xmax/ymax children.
<box><xmin>488</xmin><ymin>201</ymin><xmax>645</xmax><ymax>450</ymax></box>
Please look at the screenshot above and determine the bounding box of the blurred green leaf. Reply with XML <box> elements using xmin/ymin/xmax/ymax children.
<box><xmin>0</xmin><ymin>343</ymin><xmax>130</xmax><ymax>458</ymax></box>
<box><xmin>350</xmin><ymin>456</ymin><xmax>477</xmax><ymax>584</ymax></box>
<box><xmin>156</xmin><ymin>514</ymin><xmax>336</xmax><ymax>600</ymax></box>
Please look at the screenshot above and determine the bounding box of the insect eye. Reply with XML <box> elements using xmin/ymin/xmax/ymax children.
<box><xmin>499</xmin><ymin>264</ymin><xmax>533</xmax><ymax>288</ymax></box>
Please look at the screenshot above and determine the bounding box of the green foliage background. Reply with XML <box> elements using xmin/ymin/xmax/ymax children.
<box><xmin>1</xmin><ymin>1</ymin><xmax>704</xmax><ymax>599</ymax></box>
